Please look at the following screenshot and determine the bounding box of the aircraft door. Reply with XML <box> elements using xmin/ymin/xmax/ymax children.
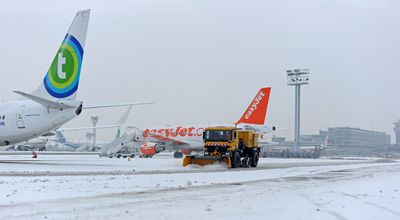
<box><xmin>16</xmin><ymin>108</ymin><xmax>25</xmax><ymax>129</ymax></box>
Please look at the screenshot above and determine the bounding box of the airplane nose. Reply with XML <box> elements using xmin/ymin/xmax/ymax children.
<box><xmin>75</xmin><ymin>103</ymin><xmax>83</xmax><ymax>115</ymax></box>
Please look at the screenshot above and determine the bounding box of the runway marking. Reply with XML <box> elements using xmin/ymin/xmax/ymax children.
<box><xmin>0</xmin><ymin>159</ymin><xmax>385</xmax><ymax>177</ymax></box>
<box><xmin>0</xmin><ymin>160</ymin><xmax>110</xmax><ymax>167</ymax></box>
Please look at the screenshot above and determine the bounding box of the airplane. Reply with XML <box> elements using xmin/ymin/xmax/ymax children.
<box><xmin>131</xmin><ymin>87</ymin><xmax>275</xmax><ymax>158</ymax></box>
<box><xmin>54</xmin><ymin>105</ymin><xmax>135</xmax><ymax>151</ymax></box>
<box><xmin>0</xmin><ymin>10</ymin><xmax>150</xmax><ymax>147</ymax></box>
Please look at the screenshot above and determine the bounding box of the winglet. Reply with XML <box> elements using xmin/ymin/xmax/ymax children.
<box><xmin>236</xmin><ymin>87</ymin><xmax>271</xmax><ymax>125</ymax></box>
<box><xmin>117</xmin><ymin>105</ymin><xmax>133</xmax><ymax>125</ymax></box>
<box><xmin>115</xmin><ymin>105</ymin><xmax>134</xmax><ymax>139</ymax></box>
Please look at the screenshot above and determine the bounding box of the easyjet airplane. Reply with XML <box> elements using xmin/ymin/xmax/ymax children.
<box><xmin>135</xmin><ymin>87</ymin><xmax>274</xmax><ymax>158</ymax></box>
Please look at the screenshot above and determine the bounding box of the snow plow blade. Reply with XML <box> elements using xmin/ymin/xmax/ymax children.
<box><xmin>182</xmin><ymin>156</ymin><xmax>232</xmax><ymax>168</ymax></box>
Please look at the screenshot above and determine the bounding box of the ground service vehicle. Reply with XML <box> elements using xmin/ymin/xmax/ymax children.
<box><xmin>183</xmin><ymin>126</ymin><xmax>260</xmax><ymax>168</ymax></box>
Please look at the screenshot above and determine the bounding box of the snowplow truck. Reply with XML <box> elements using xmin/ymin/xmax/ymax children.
<box><xmin>183</xmin><ymin>126</ymin><xmax>260</xmax><ymax>168</ymax></box>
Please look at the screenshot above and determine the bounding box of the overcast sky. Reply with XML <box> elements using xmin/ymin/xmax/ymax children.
<box><xmin>1</xmin><ymin>0</ymin><xmax>399</xmax><ymax>142</ymax></box>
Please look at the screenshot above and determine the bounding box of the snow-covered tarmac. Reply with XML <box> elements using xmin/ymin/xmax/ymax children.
<box><xmin>0</xmin><ymin>154</ymin><xmax>399</xmax><ymax>220</ymax></box>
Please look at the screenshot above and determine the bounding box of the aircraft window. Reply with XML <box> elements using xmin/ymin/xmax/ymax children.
<box><xmin>2</xmin><ymin>116</ymin><xmax>4</xmax><ymax>120</ymax></box>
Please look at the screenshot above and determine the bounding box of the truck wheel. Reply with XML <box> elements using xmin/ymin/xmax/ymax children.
<box><xmin>231</xmin><ymin>151</ymin><xmax>240</xmax><ymax>168</ymax></box>
<box><xmin>250</xmin><ymin>151</ymin><xmax>259</xmax><ymax>167</ymax></box>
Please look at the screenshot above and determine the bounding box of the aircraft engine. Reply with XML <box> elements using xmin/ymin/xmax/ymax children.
<box><xmin>140</xmin><ymin>142</ymin><xmax>165</xmax><ymax>157</ymax></box>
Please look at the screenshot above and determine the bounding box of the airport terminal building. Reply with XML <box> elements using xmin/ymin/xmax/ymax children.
<box><xmin>327</xmin><ymin>127</ymin><xmax>391</xmax><ymax>148</ymax></box>
<box><xmin>301</xmin><ymin>127</ymin><xmax>391</xmax><ymax>148</ymax></box>
<box><xmin>299</xmin><ymin>127</ymin><xmax>391</xmax><ymax>156</ymax></box>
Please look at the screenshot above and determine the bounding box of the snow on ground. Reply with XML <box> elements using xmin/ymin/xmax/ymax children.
<box><xmin>0</xmin><ymin>154</ymin><xmax>399</xmax><ymax>220</ymax></box>
<box><xmin>0</xmin><ymin>154</ymin><xmax>377</xmax><ymax>174</ymax></box>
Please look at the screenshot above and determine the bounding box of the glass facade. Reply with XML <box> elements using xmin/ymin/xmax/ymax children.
<box><xmin>328</xmin><ymin>127</ymin><xmax>391</xmax><ymax>147</ymax></box>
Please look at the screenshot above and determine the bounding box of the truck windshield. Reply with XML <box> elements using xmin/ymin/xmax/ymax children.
<box><xmin>204</xmin><ymin>130</ymin><xmax>232</xmax><ymax>142</ymax></box>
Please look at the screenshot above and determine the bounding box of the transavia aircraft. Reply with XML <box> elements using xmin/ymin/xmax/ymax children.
<box><xmin>0</xmin><ymin>10</ymin><xmax>150</xmax><ymax>146</ymax></box>
<box><xmin>0</xmin><ymin>10</ymin><xmax>91</xmax><ymax>146</ymax></box>
<box><xmin>133</xmin><ymin>87</ymin><xmax>276</xmax><ymax>158</ymax></box>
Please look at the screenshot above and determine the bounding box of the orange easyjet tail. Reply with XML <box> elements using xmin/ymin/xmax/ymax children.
<box><xmin>236</xmin><ymin>87</ymin><xmax>271</xmax><ymax>125</ymax></box>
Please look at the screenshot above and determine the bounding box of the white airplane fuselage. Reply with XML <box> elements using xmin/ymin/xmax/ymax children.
<box><xmin>142</xmin><ymin>124</ymin><xmax>276</xmax><ymax>150</ymax></box>
<box><xmin>0</xmin><ymin>100</ymin><xmax>82</xmax><ymax>146</ymax></box>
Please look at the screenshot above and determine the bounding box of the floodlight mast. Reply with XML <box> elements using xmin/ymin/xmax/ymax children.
<box><xmin>91</xmin><ymin>116</ymin><xmax>99</xmax><ymax>146</ymax></box>
<box><xmin>287</xmin><ymin>69</ymin><xmax>309</xmax><ymax>150</ymax></box>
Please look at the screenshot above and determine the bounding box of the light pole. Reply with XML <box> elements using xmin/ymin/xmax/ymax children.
<box><xmin>91</xmin><ymin>116</ymin><xmax>99</xmax><ymax>146</ymax></box>
<box><xmin>287</xmin><ymin>69</ymin><xmax>309</xmax><ymax>150</ymax></box>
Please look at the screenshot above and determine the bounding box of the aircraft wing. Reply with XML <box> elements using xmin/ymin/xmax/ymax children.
<box><xmin>59</xmin><ymin>105</ymin><xmax>134</xmax><ymax>132</ymax></box>
<box><xmin>58</xmin><ymin>125</ymin><xmax>120</xmax><ymax>132</ymax></box>
<box><xmin>146</xmin><ymin>133</ymin><xmax>187</xmax><ymax>145</ymax></box>
<box><xmin>144</xmin><ymin>133</ymin><xmax>202</xmax><ymax>151</ymax></box>
<box><xmin>83</xmin><ymin>102</ymin><xmax>153</xmax><ymax>109</ymax></box>
<box><xmin>41</xmin><ymin>132</ymin><xmax>55</xmax><ymax>137</ymax></box>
